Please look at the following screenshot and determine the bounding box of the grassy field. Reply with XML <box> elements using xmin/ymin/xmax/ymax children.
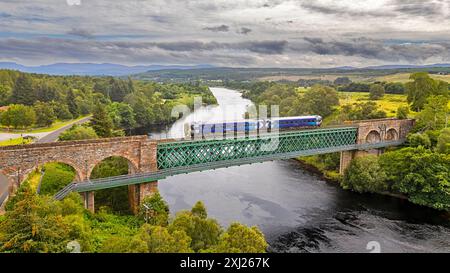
<box><xmin>375</xmin><ymin>73</ymin><xmax>450</xmax><ymax>83</ymax></box>
<box><xmin>0</xmin><ymin>137</ymin><xmax>32</xmax><ymax>147</ymax></box>
<box><xmin>0</xmin><ymin>115</ymin><xmax>90</xmax><ymax>134</ymax></box>
<box><xmin>337</xmin><ymin>92</ymin><xmax>412</xmax><ymax>117</ymax></box>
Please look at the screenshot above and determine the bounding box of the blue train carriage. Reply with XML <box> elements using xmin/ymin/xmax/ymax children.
<box><xmin>269</xmin><ymin>115</ymin><xmax>322</xmax><ymax>129</ymax></box>
<box><xmin>184</xmin><ymin>115</ymin><xmax>322</xmax><ymax>139</ymax></box>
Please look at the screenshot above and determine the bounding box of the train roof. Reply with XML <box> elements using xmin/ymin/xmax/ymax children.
<box><xmin>190</xmin><ymin>115</ymin><xmax>322</xmax><ymax>125</ymax></box>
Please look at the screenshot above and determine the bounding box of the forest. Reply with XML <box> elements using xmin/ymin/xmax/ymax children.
<box><xmin>0</xmin><ymin>70</ymin><xmax>216</xmax><ymax>131</ymax></box>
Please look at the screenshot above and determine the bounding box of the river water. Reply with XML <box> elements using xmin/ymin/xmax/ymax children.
<box><xmin>149</xmin><ymin>87</ymin><xmax>449</xmax><ymax>253</ymax></box>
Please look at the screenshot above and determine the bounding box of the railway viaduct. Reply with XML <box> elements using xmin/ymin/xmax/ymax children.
<box><xmin>0</xmin><ymin>118</ymin><xmax>414</xmax><ymax>213</ymax></box>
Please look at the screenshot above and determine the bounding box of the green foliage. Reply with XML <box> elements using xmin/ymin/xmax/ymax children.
<box><xmin>11</xmin><ymin>73</ymin><xmax>36</xmax><ymax>105</ymax></box>
<box><xmin>59</xmin><ymin>124</ymin><xmax>99</xmax><ymax>141</ymax></box>
<box><xmin>90</xmin><ymin>157</ymin><xmax>130</xmax><ymax>213</ymax></box>
<box><xmin>0</xmin><ymin>187</ymin><xmax>84</xmax><ymax>253</ymax></box>
<box><xmin>100</xmin><ymin>235</ymin><xmax>148</xmax><ymax>253</ymax></box>
<box><xmin>107</xmin><ymin>102</ymin><xmax>136</xmax><ymax>130</ymax></box>
<box><xmin>33</xmin><ymin>101</ymin><xmax>56</xmax><ymax>127</ymax></box>
<box><xmin>379</xmin><ymin>147</ymin><xmax>450</xmax><ymax>210</ymax></box>
<box><xmin>40</xmin><ymin>163</ymin><xmax>76</xmax><ymax>196</ymax></box>
<box><xmin>437</xmin><ymin>128</ymin><xmax>450</xmax><ymax>154</ymax></box>
<box><xmin>139</xmin><ymin>191</ymin><xmax>170</xmax><ymax>226</ymax></box>
<box><xmin>169</xmin><ymin>209</ymin><xmax>222</xmax><ymax>252</ymax></box>
<box><xmin>396</xmin><ymin>105</ymin><xmax>410</xmax><ymax>119</ymax></box>
<box><xmin>407</xmin><ymin>133</ymin><xmax>432</xmax><ymax>148</ymax></box>
<box><xmin>191</xmin><ymin>201</ymin><xmax>208</xmax><ymax>219</ymax></box>
<box><xmin>334</xmin><ymin>77</ymin><xmax>351</xmax><ymax>86</ymax></box>
<box><xmin>384</xmin><ymin>82</ymin><xmax>405</xmax><ymax>94</ymax></box>
<box><xmin>137</xmin><ymin>224</ymin><xmax>193</xmax><ymax>253</ymax></box>
<box><xmin>339</xmin><ymin>101</ymin><xmax>387</xmax><ymax>121</ymax></box>
<box><xmin>91</xmin><ymin>103</ymin><xmax>114</xmax><ymax>137</ymax></box>
<box><xmin>416</xmin><ymin>95</ymin><xmax>449</xmax><ymax>131</ymax></box>
<box><xmin>0</xmin><ymin>104</ymin><xmax>36</xmax><ymax>128</ymax></box>
<box><xmin>297</xmin><ymin>85</ymin><xmax>340</xmax><ymax>117</ymax></box>
<box><xmin>211</xmin><ymin>223</ymin><xmax>267</xmax><ymax>253</ymax></box>
<box><xmin>405</xmin><ymin>72</ymin><xmax>449</xmax><ymax>111</ymax></box>
<box><xmin>369</xmin><ymin>84</ymin><xmax>385</xmax><ymax>100</ymax></box>
<box><xmin>342</xmin><ymin>155</ymin><xmax>388</xmax><ymax>193</ymax></box>
<box><xmin>66</xmin><ymin>89</ymin><xmax>79</xmax><ymax>118</ymax></box>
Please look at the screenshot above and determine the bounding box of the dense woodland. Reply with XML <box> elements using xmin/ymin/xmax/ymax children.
<box><xmin>0</xmin><ymin>70</ymin><xmax>216</xmax><ymax>130</ymax></box>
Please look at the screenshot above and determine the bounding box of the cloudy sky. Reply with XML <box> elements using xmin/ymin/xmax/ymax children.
<box><xmin>0</xmin><ymin>0</ymin><xmax>449</xmax><ymax>67</ymax></box>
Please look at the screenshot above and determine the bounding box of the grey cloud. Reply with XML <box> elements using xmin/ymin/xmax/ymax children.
<box><xmin>203</xmin><ymin>25</ymin><xmax>229</xmax><ymax>32</ymax></box>
<box><xmin>239</xmin><ymin>27</ymin><xmax>252</xmax><ymax>35</ymax></box>
<box><xmin>299</xmin><ymin>2</ymin><xmax>392</xmax><ymax>18</ymax></box>
<box><xmin>298</xmin><ymin>37</ymin><xmax>450</xmax><ymax>62</ymax></box>
<box><xmin>390</xmin><ymin>0</ymin><xmax>447</xmax><ymax>17</ymax></box>
<box><xmin>67</xmin><ymin>28</ymin><xmax>94</xmax><ymax>39</ymax></box>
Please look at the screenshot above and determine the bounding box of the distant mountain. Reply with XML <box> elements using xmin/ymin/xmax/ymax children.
<box><xmin>0</xmin><ymin>62</ymin><xmax>215</xmax><ymax>76</ymax></box>
<box><xmin>363</xmin><ymin>63</ymin><xmax>450</xmax><ymax>70</ymax></box>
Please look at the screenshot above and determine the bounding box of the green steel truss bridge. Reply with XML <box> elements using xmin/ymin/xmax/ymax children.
<box><xmin>54</xmin><ymin>125</ymin><xmax>406</xmax><ymax>200</ymax></box>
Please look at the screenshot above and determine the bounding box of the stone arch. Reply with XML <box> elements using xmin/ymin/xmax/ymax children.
<box><xmin>35</xmin><ymin>159</ymin><xmax>84</xmax><ymax>182</ymax></box>
<box><xmin>385</xmin><ymin>128</ymin><xmax>398</xmax><ymax>141</ymax></box>
<box><xmin>366</xmin><ymin>130</ymin><xmax>382</xmax><ymax>144</ymax></box>
<box><xmin>88</xmin><ymin>154</ymin><xmax>139</xmax><ymax>180</ymax></box>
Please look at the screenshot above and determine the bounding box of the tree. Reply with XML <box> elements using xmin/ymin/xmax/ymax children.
<box><xmin>138</xmin><ymin>192</ymin><xmax>170</xmax><ymax>226</ymax></box>
<box><xmin>437</xmin><ymin>128</ymin><xmax>450</xmax><ymax>154</ymax></box>
<box><xmin>341</xmin><ymin>155</ymin><xmax>388</xmax><ymax>193</ymax></box>
<box><xmin>339</xmin><ymin>102</ymin><xmax>387</xmax><ymax>121</ymax></box>
<box><xmin>0</xmin><ymin>85</ymin><xmax>11</xmax><ymax>106</ymax></box>
<box><xmin>396</xmin><ymin>106</ymin><xmax>410</xmax><ymax>119</ymax></box>
<box><xmin>169</xmin><ymin>210</ymin><xmax>222</xmax><ymax>252</ymax></box>
<box><xmin>211</xmin><ymin>223</ymin><xmax>267</xmax><ymax>253</ymax></box>
<box><xmin>0</xmin><ymin>104</ymin><xmax>36</xmax><ymax>129</ymax></box>
<box><xmin>405</xmin><ymin>72</ymin><xmax>448</xmax><ymax>111</ymax></box>
<box><xmin>369</xmin><ymin>84</ymin><xmax>385</xmax><ymax>100</ymax></box>
<box><xmin>66</xmin><ymin>89</ymin><xmax>79</xmax><ymax>118</ymax></box>
<box><xmin>107</xmin><ymin>102</ymin><xmax>136</xmax><ymax>130</ymax></box>
<box><xmin>100</xmin><ymin>235</ymin><xmax>148</xmax><ymax>253</ymax></box>
<box><xmin>11</xmin><ymin>73</ymin><xmax>36</xmax><ymax>105</ymax></box>
<box><xmin>379</xmin><ymin>147</ymin><xmax>450</xmax><ymax>210</ymax></box>
<box><xmin>333</xmin><ymin>77</ymin><xmax>351</xmax><ymax>86</ymax></box>
<box><xmin>298</xmin><ymin>85</ymin><xmax>340</xmax><ymax>117</ymax></box>
<box><xmin>90</xmin><ymin>104</ymin><xmax>114</xmax><ymax>137</ymax></box>
<box><xmin>50</xmin><ymin>102</ymin><xmax>72</xmax><ymax>120</ymax></box>
<box><xmin>191</xmin><ymin>201</ymin><xmax>207</xmax><ymax>219</ymax></box>
<box><xmin>0</xmin><ymin>187</ymin><xmax>72</xmax><ymax>253</ymax></box>
<box><xmin>416</xmin><ymin>95</ymin><xmax>449</xmax><ymax>130</ymax></box>
<box><xmin>407</xmin><ymin>133</ymin><xmax>431</xmax><ymax>148</ymax></box>
<box><xmin>137</xmin><ymin>225</ymin><xmax>192</xmax><ymax>253</ymax></box>
<box><xmin>59</xmin><ymin>125</ymin><xmax>98</xmax><ymax>141</ymax></box>
<box><xmin>33</xmin><ymin>101</ymin><xmax>56</xmax><ymax>127</ymax></box>
<box><xmin>385</xmin><ymin>82</ymin><xmax>405</xmax><ymax>94</ymax></box>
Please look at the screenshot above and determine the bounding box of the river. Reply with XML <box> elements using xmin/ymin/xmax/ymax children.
<box><xmin>146</xmin><ymin>87</ymin><xmax>450</xmax><ymax>253</ymax></box>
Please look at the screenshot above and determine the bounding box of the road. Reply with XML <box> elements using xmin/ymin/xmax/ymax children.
<box><xmin>0</xmin><ymin>116</ymin><xmax>91</xmax><ymax>208</ymax></box>
<box><xmin>36</xmin><ymin>116</ymin><xmax>91</xmax><ymax>143</ymax></box>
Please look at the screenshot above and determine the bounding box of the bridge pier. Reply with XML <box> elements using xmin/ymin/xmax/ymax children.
<box><xmin>339</xmin><ymin>149</ymin><xmax>384</xmax><ymax>175</ymax></box>
<box><xmin>82</xmin><ymin>192</ymin><xmax>95</xmax><ymax>213</ymax></box>
<box><xmin>128</xmin><ymin>181</ymin><xmax>158</xmax><ymax>214</ymax></box>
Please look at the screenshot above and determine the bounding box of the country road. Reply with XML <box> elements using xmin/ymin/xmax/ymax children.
<box><xmin>0</xmin><ymin>116</ymin><xmax>91</xmax><ymax>208</ymax></box>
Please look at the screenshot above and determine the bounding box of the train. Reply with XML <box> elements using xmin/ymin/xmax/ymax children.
<box><xmin>184</xmin><ymin>115</ymin><xmax>323</xmax><ymax>138</ymax></box>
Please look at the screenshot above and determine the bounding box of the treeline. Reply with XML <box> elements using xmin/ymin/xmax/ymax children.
<box><xmin>0</xmin><ymin>70</ymin><xmax>216</xmax><ymax>130</ymax></box>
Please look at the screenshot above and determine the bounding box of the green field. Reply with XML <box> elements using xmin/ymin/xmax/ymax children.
<box><xmin>0</xmin><ymin>115</ymin><xmax>90</xmax><ymax>134</ymax></box>
<box><xmin>0</xmin><ymin>137</ymin><xmax>32</xmax><ymax>147</ymax></box>
<box><xmin>337</xmin><ymin>92</ymin><xmax>411</xmax><ymax>117</ymax></box>
<box><xmin>375</xmin><ymin>73</ymin><xmax>450</xmax><ymax>83</ymax></box>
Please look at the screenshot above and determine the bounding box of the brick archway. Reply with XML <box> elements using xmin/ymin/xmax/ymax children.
<box><xmin>366</xmin><ymin>130</ymin><xmax>382</xmax><ymax>144</ymax></box>
<box><xmin>87</xmin><ymin>155</ymin><xmax>140</xmax><ymax>180</ymax></box>
<box><xmin>386</xmin><ymin>128</ymin><xmax>398</xmax><ymax>141</ymax></box>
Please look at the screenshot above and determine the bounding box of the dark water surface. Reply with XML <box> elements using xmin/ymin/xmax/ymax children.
<box><xmin>145</xmin><ymin>87</ymin><xmax>450</xmax><ymax>253</ymax></box>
